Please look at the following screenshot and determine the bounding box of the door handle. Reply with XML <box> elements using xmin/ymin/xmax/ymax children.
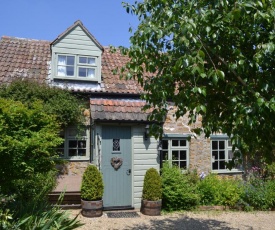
<box><xmin>126</xmin><ymin>169</ymin><xmax>131</xmax><ymax>175</ymax></box>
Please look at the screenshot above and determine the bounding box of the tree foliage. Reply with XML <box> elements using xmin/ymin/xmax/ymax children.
<box><xmin>121</xmin><ymin>0</ymin><xmax>275</xmax><ymax>163</ymax></box>
<box><xmin>0</xmin><ymin>98</ymin><xmax>62</xmax><ymax>193</ymax></box>
<box><xmin>0</xmin><ymin>79</ymin><xmax>85</xmax><ymax>127</ymax></box>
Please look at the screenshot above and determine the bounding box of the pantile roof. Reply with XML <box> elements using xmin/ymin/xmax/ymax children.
<box><xmin>90</xmin><ymin>98</ymin><xmax>151</xmax><ymax>121</ymax></box>
<box><xmin>0</xmin><ymin>37</ymin><xmax>143</xmax><ymax>94</ymax></box>
<box><xmin>0</xmin><ymin>36</ymin><xmax>51</xmax><ymax>84</ymax></box>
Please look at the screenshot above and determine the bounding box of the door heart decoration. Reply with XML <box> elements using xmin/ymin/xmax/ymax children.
<box><xmin>110</xmin><ymin>157</ymin><xmax>123</xmax><ymax>170</ymax></box>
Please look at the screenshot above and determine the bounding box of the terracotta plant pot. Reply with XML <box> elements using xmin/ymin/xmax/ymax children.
<box><xmin>141</xmin><ymin>199</ymin><xmax>162</xmax><ymax>216</ymax></box>
<box><xmin>81</xmin><ymin>199</ymin><xmax>103</xmax><ymax>218</ymax></box>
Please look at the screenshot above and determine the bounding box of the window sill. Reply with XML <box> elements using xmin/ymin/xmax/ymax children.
<box><xmin>212</xmin><ymin>170</ymin><xmax>243</xmax><ymax>174</ymax></box>
<box><xmin>53</xmin><ymin>76</ymin><xmax>99</xmax><ymax>82</ymax></box>
<box><xmin>61</xmin><ymin>157</ymin><xmax>89</xmax><ymax>161</ymax></box>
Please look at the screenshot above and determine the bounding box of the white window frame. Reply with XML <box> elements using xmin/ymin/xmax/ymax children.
<box><xmin>55</xmin><ymin>54</ymin><xmax>98</xmax><ymax>81</ymax></box>
<box><xmin>211</xmin><ymin>135</ymin><xmax>242</xmax><ymax>173</ymax></box>
<box><xmin>57</xmin><ymin>126</ymin><xmax>90</xmax><ymax>160</ymax></box>
<box><xmin>162</xmin><ymin>137</ymin><xmax>189</xmax><ymax>170</ymax></box>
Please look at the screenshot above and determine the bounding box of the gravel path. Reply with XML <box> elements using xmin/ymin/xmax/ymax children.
<box><xmin>70</xmin><ymin>210</ymin><xmax>275</xmax><ymax>230</ymax></box>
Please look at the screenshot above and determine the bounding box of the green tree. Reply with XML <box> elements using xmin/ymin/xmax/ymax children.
<box><xmin>0</xmin><ymin>98</ymin><xmax>62</xmax><ymax>193</ymax></box>
<box><xmin>121</xmin><ymin>0</ymin><xmax>275</xmax><ymax>164</ymax></box>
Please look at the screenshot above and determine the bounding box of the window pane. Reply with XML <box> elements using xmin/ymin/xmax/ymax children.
<box><xmin>179</xmin><ymin>140</ymin><xmax>186</xmax><ymax>146</ymax></box>
<box><xmin>172</xmin><ymin>140</ymin><xmax>178</xmax><ymax>146</ymax></box>
<box><xmin>88</xmin><ymin>58</ymin><xmax>96</xmax><ymax>65</ymax></box>
<box><xmin>212</xmin><ymin>141</ymin><xmax>218</xmax><ymax>150</ymax></box>
<box><xmin>68</xmin><ymin>129</ymin><xmax>77</xmax><ymax>137</ymax></box>
<box><xmin>78</xmin><ymin>140</ymin><xmax>86</xmax><ymax>148</ymax></box>
<box><xmin>213</xmin><ymin>161</ymin><xmax>218</xmax><ymax>170</ymax></box>
<box><xmin>172</xmin><ymin>151</ymin><xmax>178</xmax><ymax>160</ymax></box>
<box><xmin>213</xmin><ymin>151</ymin><xmax>218</xmax><ymax>159</ymax></box>
<box><xmin>67</xmin><ymin>66</ymin><xmax>74</xmax><ymax>76</ymax></box>
<box><xmin>219</xmin><ymin>141</ymin><xmax>225</xmax><ymax>149</ymax></box>
<box><xmin>113</xmin><ymin>139</ymin><xmax>120</xmax><ymax>151</ymax></box>
<box><xmin>228</xmin><ymin>150</ymin><xmax>233</xmax><ymax>160</ymax></box>
<box><xmin>67</xmin><ymin>56</ymin><xmax>75</xmax><ymax>65</ymax></box>
<box><xmin>58</xmin><ymin>55</ymin><xmax>66</xmax><ymax>65</ymax></box>
<box><xmin>79</xmin><ymin>57</ymin><xmax>87</xmax><ymax>64</ymax></box>
<box><xmin>220</xmin><ymin>160</ymin><xmax>226</xmax><ymax>169</ymax></box>
<box><xmin>87</xmin><ymin>68</ymin><xmax>95</xmax><ymax>77</ymax></box>
<box><xmin>172</xmin><ymin>161</ymin><xmax>179</xmax><ymax>167</ymax></box>
<box><xmin>79</xmin><ymin>67</ymin><xmax>86</xmax><ymax>77</ymax></box>
<box><xmin>162</xmin><ymin>151</ymin><xmax>168</xmax><ymax>160</ymax></box>
<box><xmin>69</xmin><ymin>140</ymin><xmax>77</xmax><ymax>148</ymax></box>
<box><xmin>69</xmin><ymin>149</ymin><xmax>77</xmax><ymax>156</ymax></box>
<box><xmin>179</xmin><ymin>161</ymin><xmax>187</xmax><ymax>169</ymax></box>
<box><xmin>179</xmin><ymin>150</ymin><xmax>186</xmax><ymax>160</ymax></box>
<box><xmin>57</xmin><ymin>66</ymin><xmax>66</xmax><ymax>76</ymax></box>
<box><xmin>162</xmin><ymin>140</ymin><xmax>168</xmax><ymax>150</ymax></box>
<box><xmin>219</xmin><ymin>151</ymin><xmax>225</xmax><ymax>159</ymax></box>
<box><xmin>78</xmin><ymin>149</ymin><xmax>86</xmax><ymax>156</ymax></box>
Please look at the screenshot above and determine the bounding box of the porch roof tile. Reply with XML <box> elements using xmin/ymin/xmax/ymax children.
<box><xmin>90</xmin><ymin>98</ymin><xmax>151</xmax><ymax>122</ymax></box>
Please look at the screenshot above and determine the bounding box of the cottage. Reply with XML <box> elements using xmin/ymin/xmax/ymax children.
<box><xmin>0</xmin><ymin>20</ymin><xmax>242</xmax><ymax>209</ymax></box>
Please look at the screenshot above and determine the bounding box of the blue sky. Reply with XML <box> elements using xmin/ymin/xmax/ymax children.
<box><xmin>0</xmin><ymin>0</ymin><xmax>139</xmax><ymax>47</ymax></box>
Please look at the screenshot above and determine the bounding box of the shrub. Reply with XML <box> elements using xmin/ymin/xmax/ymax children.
<box><xmin>142</xmin><ymin>168</ymin><xmax>162</xmax><ymax>201</ymax></box>
<box><xmin>0</xmin><ymin>98</ymin><xmax>62</xmax><ymax>193</ymax></box>
<box><xmin>81</xmin><ymin>165</ymin><xmax>104</xmax><ymax>201</ymax></box>
<box><xmin>161</xmin><ymin>162</ymin><xmax>200</xmax><ymax>211</ymax></box>
<box><xmin>197</xmin><ymin>174</ymin><xmax>243</xmax><ymax>207</ymax></box>
<box><xmin>240</xmin><ymin>176</ymin><xmax>275</xmax><ymax>210</ymax></box>
<box><xmin>11</xmin><ymin>169</ymin><xmax>57</xmax><ymax>203</ymax></box>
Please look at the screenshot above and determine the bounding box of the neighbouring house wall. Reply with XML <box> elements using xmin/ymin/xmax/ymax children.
<box><xmin>132</xmin><ymin>125</ymin><xmax>159</xmax><ymax>208</ymax></box>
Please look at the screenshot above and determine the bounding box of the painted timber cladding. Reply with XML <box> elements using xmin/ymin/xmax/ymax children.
<box><xmin>132</xmin><ymin>126</ymin><xmax>159</xmax><ymax>208</ymax></box>
<box><xmin>51</xmin><ymin>25</ymin><xmax>102</xmax><ymax>82</ymax></box>
<box><xmin>93</xmin><ymin>125</ymin><xmax>159</xmax><ymax>209</ymax></box>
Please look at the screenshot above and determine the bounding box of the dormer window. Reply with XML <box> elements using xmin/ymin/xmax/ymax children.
<box><xmin>56</xmin><ymin>54</ymin><xmax>97</xmax><ymax>80</ymax></box>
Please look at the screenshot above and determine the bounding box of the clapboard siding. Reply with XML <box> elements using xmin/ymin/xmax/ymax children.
<box><xmin>132</xmin><ymin>125</ymin><xmax>159</xmax><ymax>208</ymax></box>
<box><xmin>51</xmin><ymin>25</ymin><xmax>102</xmax><ymax>82</ymax></box>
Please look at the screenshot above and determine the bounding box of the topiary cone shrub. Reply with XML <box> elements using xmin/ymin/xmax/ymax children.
<box><xmin>142</xmin><ymin>168</ymin><xmax>162</xmax><ymax>201</ymax></box>
<box><xmin>141</xmin><ymin>168</ymin><xmax>162</xmax><ymax>216</ymax></box>
<box><xmin>81</xmin><ymin>165</ymin><xmax>104</xmax><ymax>201</ymax></box>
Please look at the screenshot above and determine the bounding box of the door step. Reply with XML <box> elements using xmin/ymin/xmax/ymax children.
<box><xmin>48</xmin><ymin>191</ymin><xmax>81</xmax><ymax>207</ymax></box>
<box><xmin>103</xmin><ymin>206</ymin><xmax>134</xmax><ymax>211</ymax></box>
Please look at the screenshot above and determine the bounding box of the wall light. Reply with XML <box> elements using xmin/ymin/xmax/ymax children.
<box><xmin>144</xmin><ymin>124</ymin><xmax>150</xmax><ymax>140</ymax></box>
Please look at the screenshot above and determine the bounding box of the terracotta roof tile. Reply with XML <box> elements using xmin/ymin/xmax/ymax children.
<box><xmin>90</xmin><ymin>98</ymin><xmax>151</xmax><ymax>122</ymax></box>
<box><xmin>0</xmin><ymin>36</ymin><xmax>143</xmax><ymax>95</ymax></box>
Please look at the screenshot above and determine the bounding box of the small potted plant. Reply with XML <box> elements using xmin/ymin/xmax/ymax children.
<box><xmin>141</xmin><ymin>168</ymin><xmax>162</xmax><ymax>216</ymax></box>
<box><xmin>81</xmin><ymin>165</ymin><xmax>104</xmax><ymax>217</ymax></box>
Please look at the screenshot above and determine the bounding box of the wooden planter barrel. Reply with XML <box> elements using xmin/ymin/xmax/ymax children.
<box><xmin>81</xmin><ymin>199</ymin><xmax>103</xmax><ymax>218</ymax></box>
<box><xmin>141</xmin><ymin>199</ymin><xmax>162</xmax><ymax>216</ymax></box>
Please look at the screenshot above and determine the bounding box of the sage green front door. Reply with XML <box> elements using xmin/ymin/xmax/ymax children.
<box><xmin>102</xmin><ymin>126</ymin><xmax>132</xmax><ymax>208</ymax></box>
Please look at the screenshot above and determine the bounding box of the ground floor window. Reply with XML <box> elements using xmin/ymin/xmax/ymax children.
<box><xmin>162</xmin><ymin>138</ymin><xmax>189</xmax><ymax>169</ymax></box>
<box><xmin>211</xmin><ymin>137</ymin><xmax>242</xmax><ymax>172</ymax></box>
<box><xmin>57</xmin><ymin>126</ymin><xmax>90</xmax><ymax>160</ymax></box>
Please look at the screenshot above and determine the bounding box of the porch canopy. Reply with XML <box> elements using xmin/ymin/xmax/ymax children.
<box><xmin>90</xmin><ymin>98</ymin><xmax>152</xmax><ymax>122</ymax></box>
